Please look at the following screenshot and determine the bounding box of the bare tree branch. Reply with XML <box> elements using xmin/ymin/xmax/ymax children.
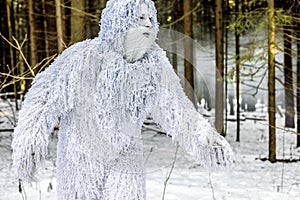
<box><xmin>162</xmin><ymin>142</ymin><xmax>179</xmax><ymax>200</ymax></box>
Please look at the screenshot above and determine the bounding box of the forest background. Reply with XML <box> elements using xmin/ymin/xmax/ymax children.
<box><xmin>1</xmin><ymin>0</ymin><xmax>300</xmax><ymax>166</ymax></box>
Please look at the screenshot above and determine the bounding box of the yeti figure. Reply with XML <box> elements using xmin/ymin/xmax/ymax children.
<box><xmin>12</xmin><ymin>0</ymin><xmax>233</xmax><ymax>199</ymax></box>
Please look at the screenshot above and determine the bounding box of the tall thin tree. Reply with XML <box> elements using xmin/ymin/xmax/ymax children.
<box><xmin>71</xmin><ymin>0</ymin><xmax>85</xmax><ymax>43</ymax></box>
<box><xmin>6</xmin><ymin>0</ymin><xmax>18</xmax><ymax>109</ymax></box>
<box><xmin>29</xmin><ymin>0</ymin><xmax>38</xmax><ymax>68</ymax></box>
<box><xmin>283</xmin><ymin>22</ymin><xmax>295</xmax><ymax>128</ymax></box>
<box><xmin>215</xmin><ymin>0</ymin><xmax>224</xmax><ymax>135</ymax></box>
<box><xmin>235</xmin><ymin>0</ymin><xmax>241</xmax><ymax>142</ymax></box>
<box><xmin>297</xmin><ymin>19</ymin><xmax>300</xmax><ymax>147</ymax></box>
<box><xmin>42</xmin><ymin>0</ymin><xmax>50</xmax><ymax>58</ymax></box>
<box><xmin>224</xmin><ymin>0</ymin><xmax>229</xmax><ymax>135</ymax></box>
<box><xmin>171</xmin><ymin>0</ymin><xmax>183</xmax><ymax>72</ymax></box>
<box><xmin>56</xmin><ymin>0</ymin><xmax>64</xmax><ymax>53</ymax></box>
<box><xmin>267</xmin><ymin>0</ymin><xmax>276</xmax><ymax>162</ymax></box>
<box><xmin>183</xmin><ymin>0</ymin><xmax>194</xmax><ymax>103</ymax></box>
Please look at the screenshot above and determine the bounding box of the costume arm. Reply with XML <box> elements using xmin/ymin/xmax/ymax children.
<box><xmin>152</xmin><ymin>61</ymin><xmax>233</xmax><ymax>169</ymax></box>
<box><xmin>11</xmin><ymin>48</ymin><xmax>77</xmax><ymax>182</ymax></box>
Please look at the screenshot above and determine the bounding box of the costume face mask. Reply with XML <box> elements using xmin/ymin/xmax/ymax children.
<box><xmin>124</xmin><ymin>3</ymin><xmax>156</xmax><ymax>63</ymax></box>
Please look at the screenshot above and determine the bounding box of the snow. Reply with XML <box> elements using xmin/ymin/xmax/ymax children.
<box><xmin>144</xmin><ymin>117</ymin><xmax>300</xmax><ymax>200</ymax></box>
<box><xmin>1</xmin><ymin>99</ymin><xmax>300</xmax><ymax>200</ymax></box>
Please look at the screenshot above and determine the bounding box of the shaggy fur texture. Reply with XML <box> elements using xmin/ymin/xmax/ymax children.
<box><xmin>12</xmin><ymin>0</ymin><xmax>233</xmax><ymax>199</ymax></box>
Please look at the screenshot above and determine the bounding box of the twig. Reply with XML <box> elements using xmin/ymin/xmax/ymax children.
<box><xmin>0</xmin><ymin>52</ymin><xmax>55</xmax><ymax>91</ymax></box>
<box><xmin>162</xmin><ymin>142</ymin><xmax>179</xmax><ymax>200</ymax></box>
<box><xmin>61</xmin><ymin>4</ymin><xmax>99</xmax><ymax>20</ymax></box>
<box><xmin>142</xmin><ymin>124</ymin><xmax>166</xmax><ymax>134</ymax></box>
<box><xmin>12</xmin><ymin>36</ymin><xmax>35</xmax><ymax>77</ymax></box>
<box><xmin>257</xmin><ymin>121</ymin><xmax>300</xmax><ymax>136</ymax></box>
<box><xmin>0</xmin><ymin>32</ymin><xmax>17</xmax><ymax>49</ymax></box>
<box><xmin>281</xmin><ymin>128</ymin><xmax>286</xmax><ymax>192</ymax></box>
<box><xmin>161</xmin><ymin>2</ymin><xmax>201</xmax><ymax>28</ymax></box>
<box><xmin>0</xmin><ymin>129</ymin><xmax>14</xmax><ymax>132</ymax></box>
<box><xmin>0</xmin><ymin>72</ymin><xmax>33</xmax><ymax>80</ymax></box>
<box><xmin>36</xmin><ymin>54</ymin><xmax>57</xmax><ymax>74</ymax></box>
<box><xmin>144</xmin><ymin>147</ymin><xmax>154</xmax><ymax>165</ymax></box>
<box><xmin>19</xmin><ymin>180</ymin><xmax>27</xmax><ymax>200</ymax></box>
<box><xmin>0</xmin><ymin>91</ymin><xmax>23</xmax><ymax>97</ymax></box>
<box><xmin>0</xmin><ymin>33</ymin><xmax>57</xmax><ymax>92</ymax></box>
<box><xmin>4</xmin><ymin>98</ymin><xmax>17</xmax><ymax>126</ymax></box>
<box><xmin>208</xmin><ymin>172</ymin><xmax>216</xmax><ymax>200</ymax></box>
<box><xmin>39</xmin><ymin>184</ymin><xmax>41</xmax><ymax>200</ymax></box>
<box><xmin>0</xmin><ymin>109</ymin><xmax>15</xmax><ymax>127</ymax></box>
<box><xmin>287</xmin><ymin>182</ymin><xmax>300</xmax><ymax>194</ymax></box>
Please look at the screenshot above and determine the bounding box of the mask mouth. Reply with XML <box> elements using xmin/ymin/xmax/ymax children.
<box><xmin>143</xmin><ymin>32</ymin><xmax>150</xmax><ymax>38</ymax></box>
<box><xmin>124</xmin><ymin>26</ymin><xmax>156</xmax><ymax>62</ymax></box>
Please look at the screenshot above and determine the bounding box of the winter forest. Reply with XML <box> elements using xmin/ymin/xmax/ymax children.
<box><xmin>1</xmin><ymin>0</ymin><xmax>300</xmax><ymax>199</ymax></box>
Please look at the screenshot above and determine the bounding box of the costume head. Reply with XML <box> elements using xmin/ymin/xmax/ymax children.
<box><xmin>99</xmin><ymin>0</ymin><xmax>159</xmax><ymax>62</ymax></box>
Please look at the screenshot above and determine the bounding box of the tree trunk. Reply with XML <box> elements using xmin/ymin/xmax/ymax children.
<box><xmin>71</xmin><ymin>0</ymin><xmax>85</xmax><ymax>43</ymax></box>
<box><xmin>0</xmin><ymin>0</ymin><xmax>5</xmax><ymax>78</ymax></box>
<box><xmin>297</xmin><ymin>20</ymin><xmax>300</xmax><ymax>147</ymax></box>
<box><xmin>183</xmin><ymin>0</ymin><xmax>194</xmax><ymax>104</ymax></box>
<box><xmin>29</xmin><ymin>0</ymin><xmax>38</xmax><ymax>68</ymax></box>
<box><xmin>229</xmin><ymin>95</ymin><xmax>234</xmax><ymax>115</ymax></box>
<box><xmin>268</xmin><ymin>0</ymin><xmax>276</xmax><ymax>162</ymax></box>
<box><xmin>6</xmin><ymin>0</ymin><xmax>18</xmax><ymax>109</ymax></box>
<box><xmin>45</xmin><ymin>0</ymin><xmax>59</xmax><ymax>56</ymax></box>
<box><xmin>100</xmin><ymin>0</ymin><xmax>107</xmax><ymax>9</ymax></box>
<box><xmin>16</xmin><ymin>1</ymin><xmax>26</xmax><ymax>92</ymax></box>
<box><xmin>224</xmin><ymin>0</ymin><xmax>230</xmax><ymax>135</ymax></box>
<box><xmin>6</xmin><ymin>0</ymin><xmax>14</xmax><ymax>69</ymax></box>
<box><xmin>42</xmin><ymin>0</ymin><xmax>49</xmax><ymax>58</ymax></box>
<box><xmin>171</xmin><ymin>0</ymin><xmax>183</xmax><ymax>72</ymax></box>
<box><xmin>215</xmin><ymin>0</ymin><xmax>224</xmax><ymax>135</ymax></box>
<box><xmin>56</xmin><ymin>0</ymin><xmax>64</xmax><ymax>53</ymax></box>
<box><xmin>283</xmin><ymin>25</ymin><xmax>295</xmax><ymax>128</ymax></box>
<box><xmin>86</xmin><ymin>0</ymin><xmax>102</xmax><ymax>39</ymax></box>
<box><xmin>235</xmin><ymin>0</ymin><xmax>241</xmax><ymax>142</ymax></box>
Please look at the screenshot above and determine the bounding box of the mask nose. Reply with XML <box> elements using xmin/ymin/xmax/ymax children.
<box><xmin>144</xmin><ymin>18</ymin><xmax>152</xmax><ymax>28</ymax></box>
<box><xmin>140</xmin><ymin>17</ymin><xmax>152</xmax><ymax>29</ymax></box>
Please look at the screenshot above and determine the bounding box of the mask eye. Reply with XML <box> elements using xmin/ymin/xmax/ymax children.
<box><xmin>140</xmin><ymin>16</ymin><xmax>145</xmax><ymax>20</ymax></box>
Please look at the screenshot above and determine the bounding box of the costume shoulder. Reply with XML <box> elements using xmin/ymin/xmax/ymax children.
<box><xmin>47</xmin><ymin>38</ymin><xmax>104</xmax><ymax>75</ymax></box>
<box><xmin>147</xmin><ymin>43</ymin><xmax>168</xmax><ymax>62</ymax></box>
<box><xmin>11</xmin><ymin>38</ymin><xmax>107</xmax><ymax>183</ymax></box>
<box><xmin>147</xmin><ymin>43</ymin><xmax>180</xmax><ymax>82</ymax></box>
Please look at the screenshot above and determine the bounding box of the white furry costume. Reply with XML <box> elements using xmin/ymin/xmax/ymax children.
<box><xmin>12</xmin><ymin>0</ymin><xmax>233</xmax><ymax>199</ymax></box>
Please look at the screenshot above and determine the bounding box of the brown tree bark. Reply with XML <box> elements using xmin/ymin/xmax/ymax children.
<box><xmin>29</xmin><ymin>0</ymin><xmax>38</xmax><ymax>68</ymax></box>
<box><xmin>5</xmin><ymin>0</ymin><xmax>14</xmax><ymax>69</ymax></box>
<box><xmin>215</xmin><ymin>0</ymin><xmax>224</xmax><ymax>135</ymax></box>
<box><xmin>297</xmin><ymin>20</ymin><xmax>300</xmax><ymax>147</ymax></box>
<box><xmin>16</xmin><ymin>0</ymin><xmax>26</xmax><ymax>93</ymax></box>
<box><xmin>183</xmin><ymin>0</ymin><xmax>194</xmax><ymax>104</ymax></box>
<box><xmin>283</xmin><ymin>25</ymin><xmax>295</xmax><ymax>128</ymax></box>
<box><xmin>268</xmin><ymin>0</ymin><xmax>276</xmax><ymax>162</ymax></box>
<box><xmin>45</xmin><ymin>0</ymin><xmax>60</xmax><ymax>56</ymax></box>
<box><xmin>71</xmin><ymin>0</ymin><xmax>85</xmax><ymax>43</ymax></box>
<box><xmin>235</xmin><ymin>0</ymin><xmax>241</xmax><ymax>142</ymax></box>
<box><xmin>171</xmin><ymin>0</ymin><xmax>183</xmax><ymax>72</ymax></box>
<box><xmin>42</xmin><ymin>0</ymin><xmax>49</xmax><ymax>58</ymax></box>
<box><xmin>6</xmin><ymin>0</ymin><xmax>18</xmax><ymax>109</ymax></box>
<box><xmin>56</xmin><ymin>0</ymin><xmax>64</xmax><ymax>53</ymax></box>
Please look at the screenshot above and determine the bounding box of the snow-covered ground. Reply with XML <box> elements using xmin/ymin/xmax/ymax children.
<box><xmin>1</xmin><ymin>99</ymin><xmax>300</xmax><ymax>200</ymax></box>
